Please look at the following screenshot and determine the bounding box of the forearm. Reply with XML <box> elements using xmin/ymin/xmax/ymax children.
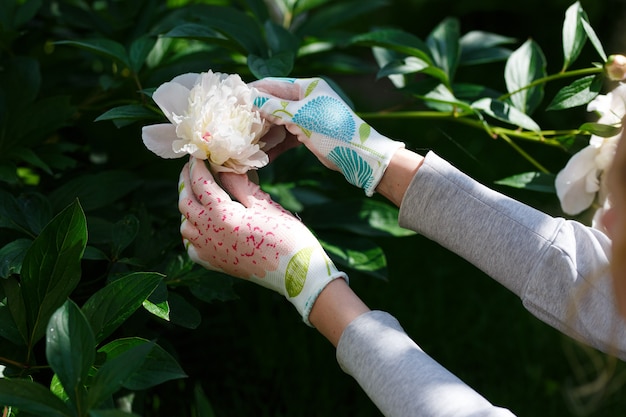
<box><xmin>308</xmin><ymin>279</ymin><xmax>370</xmax><ymax>347</ymax></box>
<box><xmin>375</xmin><ymin>147</ymin><xmax>424</xmax><ymax>207</ymax></box>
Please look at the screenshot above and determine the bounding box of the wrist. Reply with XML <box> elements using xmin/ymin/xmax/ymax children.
<box><xmin>375</xmin><ymin>148</ymin><xmax>425</xmax><ymax>207</ymax></box>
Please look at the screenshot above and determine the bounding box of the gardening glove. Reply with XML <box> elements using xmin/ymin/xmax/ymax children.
<box><xmin>251</xmin><ymin>77</ymin><xmax>405</xmax><ymax>196</ymax></box>
<box><xmin>178</xmin><ymin>157</ymin><xmax>348</xmax><ymax>325</ymax></box>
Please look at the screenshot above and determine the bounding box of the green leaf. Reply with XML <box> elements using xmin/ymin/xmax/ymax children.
<box><xmin>581</xmin><ymin>17</ymin><xmax>606</xmax><ymax>61</ymax></box>
<box><xmin>248</xmin><ymin>52</ymin><xmax>295</xmax><ymax>78</ymax></box>
<box><xmin>142</xmin><ymin>299</ymin><xmax>170</xmax><ymax>321</ymax></box>
<box><xmin>294</xmin><ymin>0</ymin><xmax>388</xmax><ymax>38</ymax></box>
<box><xmin>0</xmin><ymin>278</ymin><xmax>28</xmax><ymax>346</ymax></box>
<box><xmin>46</xmin><ymin>300</ymin><xmax>95</xmax><ymax>408</ymax></box>
<box><xmin>0</xmin><ymin>277</ymin><xmax>28</xmax><ymax>346</ymax></box>
<box><xmin>197</xmin><ymin>6</ymin><xmax>266</xmax><ymax>55</ymax></box>
<box><xmin>87</xmin><ymin>341</ymin><xmax>154</xmax><ymax>409</ymax></box>
<box><xmin>302</xmin><ymin>200</ymin><xmax>415</xmax><ymax>237</ymax></box>
<box><xmin>562</xmin><ymin>1</ymin><xmax>587</xmax><ymax>70</ymax></box>
<box><xmin>471</xmin><ymin>98</ymin><xmax>540</xmax><ymax>132</ymax></box>
<box><xmin>129</xmin><ymin>36</ymin><xmax>156</xmax><ymax>73</ymax></box>
<box><xmin>546</xmin><ymin>74</ymin><xmax>602</xmax><ymax>110</ymax></box>
<box><xmin>504</xmin><ymin>39</ymin><xmax>546</xmax><ymax>114</ymax></box>
<box><xmin>579</xmin><ymin>122</ymin><xmax>622</xmax><ymax>138</ymax></box>
<box><xmin>0</xmin><ymin>191</ymin><xmax>52</xmax><ymax>236</ymax></box>
<box><xmin>95</xmin><ymin>104</ymin><xmax>161</xmax><ymax>127</ymax></box>
<box><xmin>319</xmin><ymin>233</ymin><xmax>387</xmax><ymax>280</ymax></box>
<box><xmin>49</xmin><ymin>170</ymin><xmax>142</xmax><ymax>212</ymax></box>
<box><xmin>459</xmin><ymin>31</ymin><xmax>514</xmax><ymax>66</ymax></box>
<box><xmin>351</xmin><ymin>29</ymin><xmax>433</xmax><ymax>66</ymax></box>
<box><xmin>377</xmin><ymin>56</ymin><xmax>429</xmax><ymax>79</ymax></box>
<box><xmin>21</xmin><ymin>200</ymin><xmax>87</xmax><ymax>345</ymax></box>
<box><xmin>0</xmin><ymin>238</ymin><xmax>31</xmax><ymax>278</ymax></box>
<box><xmin>82</xmin><ymin>272</ymin><xmax>163</xmax><ymax>344</ymax></box>
<box><xmin>264</xmin><ymin>20</ymin><xmax>300</xmax><ymax>55</ymax></box>
<box><xmin>8</xmin><ymin>146</ymin><xmax>52</xmax><ymax>174</ymax></box>
<box><xmin>166</xmin><ymin>291</ymin><xmax>201</xmax><ymax>329</ymax></box>
<box><xmin>0</xmin><ymin>379</ymin><xmax>72</xmax><ymax>417</ymax></box>
<box><xmin>14</xmin><ymin>0</ymin><xmax>43</xmax><ymax>28</ymax></box>
<box><xmin>55</xmin><ymin>39</ymin><xmax>131</xmax><ymax>68</ymax></box>
<box><xmin>194</xmin><ymin>384</ymin><xmax>216</xmax><ymax>417</ymax></box>
<box><xmin>426</xmin><ymin>17</ymin><xmax>460</xmax><ymax>82</ymax></box>
<box><xmin>495</xmin><ymin>172</ymin><xmax>556</xmax><ymax>193</ymax></box>
<box><xmin>188</xmin><ymin>272</ymin><xmax>238</xmax><ymax>303</ymax></box>
<box><xmin>98</xmin><ymin>337</ymin><xmax>187</xmax><ymax>390</ymax></box>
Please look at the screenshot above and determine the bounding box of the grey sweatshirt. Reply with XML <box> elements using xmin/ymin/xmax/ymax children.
<box><xmin>335</xmin><ymin>152</ymin><xmax>622</xmax><ymax>416</ymax></box>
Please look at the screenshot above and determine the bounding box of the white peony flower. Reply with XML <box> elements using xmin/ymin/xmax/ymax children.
<box><xmin>142</xmin><ymin>70</ymin><xmax>269</xmax><ymax>173</ymax></box>
<box><xmin>555</xmin><ymin>83</ymin><xmax>624</xmax><ymax>217</ymax></box>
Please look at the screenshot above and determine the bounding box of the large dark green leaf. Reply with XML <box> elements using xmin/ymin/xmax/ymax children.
<box><xmin>55</xmin><ymin>39</ymin><xmax>131</xmax><ymax>68</ymax></box>
<box><xmin>46</xmin><ymin>300</ymin><xmax>95</xmax><ymax>409</ymax></box>
<box><xmin>546</xmin><ymin>74</ymin><xmax>602</xmax><ymax>111</ymax></box>
<box><xmin>504</xmin><ymin>39</ymin><xmax>546</xmax><ymax>115</ymax></box>
<box><xmin>20</xmin><ymin>200</ymin><xmax>87</xmax><ymax>345</ymax></box>
<box><xmin>294</xmin><ymin>0</ymin><xmax>388</xmax><ymax>38</ymax></box>
<box><xmin>87</xmin><ymin>341</ymin><xmax>154</xmax><ymax>409</ymax></box>
<box><xmin>49</xmin><ymin>170</ymin><xmax>142</xmax><ymax>212</ymax></box>
<box><xmin>89</xmin><ymin>410</ymin><xmax>141</xmax><ymax>417</ymax></box>
<box><xmin>98</xmin><ymin>337</ymin><xmax>187</xmax><ymax>390</ymax></box>
<box><xmin>197</xmin><ymin>6</ymin><xmax>266</xmax><ymax>56</ymax></box>
<box><xmin>95</xmin><ymin>104</ymin><xmax>162</xmax><ymax>128</ymax></box>
<box><xmin>129</xmin><ymin>36</ymin><xmax>156</xmax><ymax>73</ymax></box>
<box><xmin>82</xmin><ymin>272</ymin><xmax>163</xmax><ymax>344</ymax></box>
<box><xmin>264</xmin><ymin>20</ymin><xmax>300</xmax><ymax>55</ymax></box>
<box><xmin>194</xmin><ymin>384</ymin><xmax>217</xmax><ymax>417</ymax></box>
<box><xmin>426</xmin><ymin>17</ymin><xmax>460</xmax><ymax>82</ymax></box>
<box><xmin>302</xmin><ymin>200</ymin><xmax>415</xmax><ymax>237</ymax></box>
<box><xmin>248</xmin><ymin>52</ymin><xmax>294</xmax><ymax>78</ymax></box>
<box><xmin>0</xmin><ymin>379</ymin><xmax>72</xmax><ymax>417</ymax></box>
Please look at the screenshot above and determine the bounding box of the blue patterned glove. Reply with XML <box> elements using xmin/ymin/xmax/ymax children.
<box><xmin>251</xmin><ymin>77</ymin><xmax>405</xmax><ymax>196</ymax></box>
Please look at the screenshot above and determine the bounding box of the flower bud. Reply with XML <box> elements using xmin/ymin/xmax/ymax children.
<box><xmin>605</xmin><ymin>54</ymin><xmax>626</xmax><ymax>81</ymax></box>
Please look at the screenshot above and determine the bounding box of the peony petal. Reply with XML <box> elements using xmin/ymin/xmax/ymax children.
<box><xmin>142</xmin><ymin>124</ymin><xmax>181</xmax><ymax>159</ymax></box>
<box><xmin>152</xmin><ymin>82</ymin><xmax>193</xmax><ymax>124</ymax></box>
<box><xmin>555</xmin><ymin>145</ymin><xmax>598</xmax><ymax>215</ymax></box>
<box><xmin>170</xmin><ymin>72</ymin><xmax>200</xmax><ymax>90</ymax></box>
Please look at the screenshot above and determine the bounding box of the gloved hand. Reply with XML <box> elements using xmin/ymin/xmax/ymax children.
<box><xmin>251</xmin><ymin>77</ymin><xmax>405</xmax><ymax>196</ymax></box>
<box><xmin>178</xmin><ymin>157</ymin><xmax>348</xmax><ymax>325</ymax></box>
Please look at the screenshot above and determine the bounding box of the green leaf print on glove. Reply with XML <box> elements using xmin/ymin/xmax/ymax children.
<box><xmin>285</xmin><ymin>247</ymin><xmax>314</xmax><ymax>297</ymax></box>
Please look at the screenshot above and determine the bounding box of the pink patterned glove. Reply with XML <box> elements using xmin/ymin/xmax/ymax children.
<box><xmin>251</xmin><ymin>77</ymin><xmax>405</xmax><ymax>196</ymax></box>
<box><xmin>178</xmin><ymin>157</ymin><xmax>348</xmax><ymax>325</ymax></box>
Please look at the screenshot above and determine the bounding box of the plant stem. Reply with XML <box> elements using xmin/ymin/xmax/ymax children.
<box><xmin>500</xmin><ymin>66</ymin><xmax>603</xmax><ymax>100</ymax></box>
<box><xmin>499</xmin><ymin>132</ymin><xmax>550</xmax><ymax>173</ymax></box>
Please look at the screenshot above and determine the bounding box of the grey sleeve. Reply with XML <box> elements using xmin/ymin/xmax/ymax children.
<box><xmin>398</xmin><ymin>152</ymin><xmax>626</xmax><ymax>358</ymax></box>
<box><xmin>336</xmin><ymin>310</ymin><xmax>516</xmax><ymax>417</ymax></box>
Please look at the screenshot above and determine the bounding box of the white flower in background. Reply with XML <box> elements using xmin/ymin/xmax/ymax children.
<box><xmin>555</xmin><ymin>83</ymin><xmax>624</xmax><ymax>226</ymax></box>
<box><xmin>142</xmin><ymin>70</ymin><xmax>269</xmax><ymax>173</ymax></box>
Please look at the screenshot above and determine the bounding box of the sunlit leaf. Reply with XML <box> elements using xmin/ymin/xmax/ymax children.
<box><xmin>472</xmin><ymin>98</ymin><xmax>540</xmax><ymax>131</ymax></box>
<box><xmin>351</xmin><ymin>29</ymin><xmax>433</xmax><ymax>65</ymax></box>
<box><xmin>579</xmin><ymin>122</ymin><xmax>622</xmax><ymax>138</ymax></box>
<box><xmin>459</xmin><ymin>31</ymin><xmax>514</xmax><ymax>66</ymax></box>
<box><xmin>426</xmin><ymin>17</ymin><xmax>460</xmax><ymax>82</ymax></box>
<box><xmin>581</xmin><ymin>17</ymin><xmax>606</xmax><ymax>61</ymax></box>
<box><xmin>504</xmin><ymin>39</ymin><xmax>546</xmax><ymax>114</ymax></box>
<box><xmin>546</xmin><ymin>74</ymin><xmax>602</xmax><ymax>110</ymax></box>
<box><xmin>562</xmin><ymin>1</ymin><xmax>587</xmax><ymax>70</ymax></box>
<box><xmin>495</xmin><ymin>172</ymin><xmax>556</xmax><ymax>193</ymax></box>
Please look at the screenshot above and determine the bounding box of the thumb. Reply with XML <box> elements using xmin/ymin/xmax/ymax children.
<box><xmin>219</xmin><ymin>172</ymin><xmax>271</xmax><ymax>208</ymax></box>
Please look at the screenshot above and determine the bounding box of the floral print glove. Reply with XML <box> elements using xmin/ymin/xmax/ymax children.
<box><xmin>251</xmin><ymin>77</ymin><xmax>405</xmax><ymax>196</ymax></box>
<box><xmin>178</xmin><ymin>157</ymin><xmax>348</xmax><ymax>325</ymax></box>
